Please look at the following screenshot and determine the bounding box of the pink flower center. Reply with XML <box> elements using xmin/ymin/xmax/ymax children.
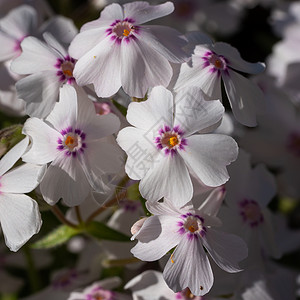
<box><xmin>239</xmin><ymin>199</ymin><xmax>264</xmax><ymax>227</ymax></box>
<box><xmin>155</xmin><ymin>125</ymin><xmax>187</xmax><ymax>156</ymax></box>
<box><xmin>106</xmin><ymin>18</ymin><xmax>140</xmax><ymax>44</ymax></box>
<box><xmin>287</xmin><ymin>131</ymin><xmax>300</xmax><ymax>157</ymax></box>
<box><xmin>55</xmin><ymin>56</ymin><xmax>76</xmax><ymax>84</ymax></box>
<box><xmin>202</xmin><ymin>51</ymin><xmax>229</xmax><ymax>76</ymax></box>
<box><xmin>57</xmin><ymin>127</ymin><xmax>86</xmax><ymax>157</ymax></box>
<box><xmin>177</xmin><ymin>213</ymin><xmax>207</xmax><ymax>240</ymax></box>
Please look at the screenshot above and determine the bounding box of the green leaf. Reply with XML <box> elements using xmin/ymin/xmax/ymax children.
<box><xmin>31</xmin><ymin>225</ymin><xmax>80</xmax><ymax>249</ymax></box>
<box><xmin>84</xmin><ymin>221</ymin><xmax>130</xmax><ymax>242</ymax></box>
<box><xmin>112</xmin><ymin>100</ymin><xmax>127</xmax><ymax>117</ymax></box>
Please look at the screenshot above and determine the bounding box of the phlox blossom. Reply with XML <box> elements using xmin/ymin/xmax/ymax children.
<box><xmin>22</xmin><ymin>85</ymin><xmax>122</xmax><ymax>207</ymax></box>
<box><xmin>11</xmin><ymin>33</ymin><xmax>77</xmax><ymax>118</ymax></box>
<box><xmin>174</xmin><ymin>35</ymin><xmax>265</xmax><ymax>126</ymax></box>
<box><xmin>69</xmin><ymin>1</ymin><xmax>188</xmax><ymax>98</ymax></box>
<box><xmin>117</xmin><ymin>85</ymin><xmax>238</xmax><ymax>207</ymax></box>
<box><xmin>131</xmin><ymin>199</ymin><xmax>248</xmax><ymax>296</ymax></box>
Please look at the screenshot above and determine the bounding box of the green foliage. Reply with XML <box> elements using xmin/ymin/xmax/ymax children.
<box><xmin>31</xmin><ymin>225</ymin><xmax>80</xmax><ymax>249</ymax></box>
<box><xmin>84</xmin><ymin>221</ymin><xmax>130</xmax><ymax>242</ymax></box>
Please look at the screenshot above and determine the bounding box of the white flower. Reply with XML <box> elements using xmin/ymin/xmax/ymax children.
<box><xmin>69</xmin><ymin>1</ymin><xmax>188</xmax><ymax>98</ymax></box>
<box><xmin>131</xmin><ymin>199</ymin><xmax>248</xmax><ymax>296</ymax></box>
<box><xmin>117</xmin><ymin>85</ymin><xmax>238</xmax><ymax>206</ymax></box>
<box><xmin>0</xmin><ymin>137</ymin><xmax>45</xmax><ymax>251</ymax></box>
<box><xmin>22</xmin><ymin>85</ymin><xmax>122</xmax><ymax>207</ymax></box>
<box><xmin>11</xmin><ymin>33</ymin><xmax>77</xmax><ymax>118</ymax></box>
<box><xmin>174</xmin><ymin>35</ymin><xmax>265</xmax><ymax>126</ymax></box>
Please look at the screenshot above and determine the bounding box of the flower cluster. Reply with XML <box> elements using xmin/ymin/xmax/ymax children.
<box><xmin>0</xmin><ymin>0</ymin><xmax>299</xmax><ymax>299</ymax></box>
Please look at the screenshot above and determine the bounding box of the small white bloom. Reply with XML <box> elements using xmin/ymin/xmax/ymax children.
<box><xmin>174</xmin><ymin>35</ymin><xmax>265</xmax><ymax>126</ymax></box>
<box><xmin>22</xmin><ymin>85</ymin><xmax>122</xmax><ymax>207</ymax></box>
<box><xmin>117</xmin><ymin>85</ymin><xmax>238</xmax><ymax>206</ymax></box>
<box><xmin>131</xmin><ymin>199</ymin><xmax>248</xmax><ymax>296</ymax></box>
<box><xmin>69</xmin><ymin>1</ymin><xmax>188</xmax><ymax>98</ymax></box>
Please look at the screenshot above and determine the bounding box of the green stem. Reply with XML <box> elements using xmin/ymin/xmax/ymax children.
<box><xmin>51</xmin><ymin>205</ymin><xmax>77</xmax><ymax>228</ymax></box>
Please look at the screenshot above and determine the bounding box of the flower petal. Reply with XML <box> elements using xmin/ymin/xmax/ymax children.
<box><xmin>68</xmin><ymin>27</ymin><xmax>108</xmax><ymax>59</ymax></box>
<box><xmin>179</xmin><ymin>134</ymin><xmax>238</xmax><ymax>187</ymax></box>
<box><xmin>10</xmin><ymin>36</ymin><xmax>59</xmax><ymax>74</ymax></box>
<box><xmin>174</xmin><ymin>86</ymin><xmax>224</xmax><ymax>136</ymax></box>
<box><xmin>0</xmin><ymin>136</ymin><xmax>29</xmax><ymax>176</ymax></box>
<box><xmin>0</xmin><ymin>193</ymin><xmax>41</xmax><ymax>252</ymax></box>
<box><xmin>46</xmin><ymin>85</ymin><xmax>77</xmax><ymax>132</ymax></box>
<box><xmin>40</xmin><ymin>154</ymin><xmax>90</xmax><ymax>206</ymax></box>
<box><xmin>174</xmin><ymin>54</ymin><xmax>222</xmax><ymax>101</ymax></box>
<box><xmin>72</xmin><ymin>37</ymin><xmax>122</xmax><ymax>97</ymax></box>
<box><xmin>22</xmin><ymin>117</ymin><xmax>61</xmax><ymax>165</ymax></box>
<box><xmin>126</xmin><ymin>85</ymin><xmax>174</xmax><ymax>130</ymax></box>
<box><xmin>15</xmin><ymin>71</ymin><xmax>60</xmax><ymax>118</ymax></box>
<box><xmin>121</xmin><ymin>38</ymin><xmax>172</xmax><ymax>98</ymax></box>
<box><xmin>0</xmin><ymin>163</ymin><xmax>46</xmax><ymax>194</ymax></box>
<box><xmin>222</xmin><ymin>69</ymin><xmax>265</xmax><ymax>127</ymax></box>
<box><xmin>131</xmin><ymin>215</ymin><xmax>181</xmax><ymax>261</ymax></box>
<box><xmin>0</xmin><ymin>5</ymin><xmax>36</xmax><ymax>39</ymax></box>
<box><xmin>139</xmin><ymin>154</ymin><xmax>193</xmax><ymax>206</ymax></box>
<box><xmin>213</xmin><ymin>42</ymin><xmax>265</xmax><ymax>74</ymax></box>
<box><xmin>117</xmin><ymin>127</ymin><xmax>159</xmax><ymax>180</ymax></box>
<box><xmin>202</xmin><ymin>228</ymin><xmax>248</xmax><ymax>273</ymax></box>
<box><xmin>163</xmin><ymin>236</ymin><xmax>214</xmax><ymax>296</ymax></box>
<box><xmin>0</xmin><ymin>32</ymin><xmax>16</xmax><ymax>61</ymax></box>
<box><xmin>123</xmin><ymin>1</ymin><xmax>174</xmax><ymax>25</ymax></box>
<box><xmin>141</xmin><ymin>25</ymin><xmax>188</xmax><ymax>63</ymax></box>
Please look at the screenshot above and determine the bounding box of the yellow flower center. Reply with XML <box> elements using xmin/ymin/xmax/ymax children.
<box><xmin>64</xmin><ymin>135</ymin><xmax>78</xmax><ymax>150</ymax></box>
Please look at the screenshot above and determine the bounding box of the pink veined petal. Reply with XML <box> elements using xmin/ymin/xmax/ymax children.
<box><xmin>0</xmin><ymin>193</ymin><xmax>41</xmax><ymax>252</ymax></box>
<box><xmin>179</xmin><ymin>134</ymin><xmax>238</xmax><ymax>187</ymax></box>
<box><xmin>139</xmin><ymin>153</ymin><xmax>193</xmax><ymax>206</ymax></box>
<box><xmin>10</xmin><ymin>36</ymin><xmax>59</xmax><ymax>74</ymax></box>
<box><xmin>131</xmin><ymin>215</ymin><xmax>181</xmax><ymax>261</ymax></box>
<box><xmin>73</xmin><ymin>36</ymin><xmax>122</xmax><ymax>97</ymax></box>
<box><xmin>68</xmin><ymin>27</ymin><xmax>108</xmax><ymax>59</ymax></box>
<box><xmin>202</xmin><ymin>228</ymin><xmax>248</xmax><ymax>273</ymax></box>
<box><xmin>0</xmin><ymin>136</ymin><xmax>29</xmax><ymax>176</ymax></box>
<box><xmin>0</xmin><ymin>32</ymin><xmax>17</xmax><ymax>61</ymax></box>
<box><xmin>222</xmin><ymin>69</ymin><xmax>265</xmax><ymax>127</ymax></box>
<box><xmin>139</xmin><ymin>25</ymin><xmax>188</xmax><ymax>63</ymax></box>
<box><xmin>46</xmin><ymin>85</ymin><xmax>77</xmax><ymax>132</ymax></box>
<box><xmin>213</xmin><ymin>42</ymin><xmax>265</xmax><ymax>75</ymax></box>
<box><xmin>22</xmin><ymin>118</ymin><xmax>61</xmax><ymax>165</ymax></box>
<box><xmin>174</xmin><ymin>56</ymin><xmax>222</xmax><ymax>101</ymax></box>
<box><xmin>117</xmin><ymin>127</ymin><xmax>159</xmax><ymax>180</ymax></box>
<box><xmin>0</xmin><ymin>5</ymin><xmax>37</xmax><ymax>39</ymax></box>
<box><xmin>123</xmin><ymin>1</ymin><xmax>174</xmax><ymax>25</ymax></box>
<box><xmin>40</xmin><ymin>153</ymin><xmax>90</xmax><ymax>206</ymax></box>
<box><xmin>121</xmin><ymin>38</ymin><xmax>173</xmax><ymax>98</ymax></box>
<box><xmin>15</xmin><ymin>70</ymin><xmax>61</xmax><ymax>118</ymax></box>
<box><xmin>126</xmin><ymin>86</ymin><xmax>174</xmax><ymax>131</ymax></box>
<box><xmin>174</xmin><ymin>86</ymin><xmax>224</xmax><ymax>137</ymax></box>
<box><xmin>0</xmin><ymin>163</ymin><xmax>46</xmax><ymax>194</ymax></box>
<box><xmin>163</xmin><ymin>235</ymin><xmax>214</xmax><ymax>296</ymax></box>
